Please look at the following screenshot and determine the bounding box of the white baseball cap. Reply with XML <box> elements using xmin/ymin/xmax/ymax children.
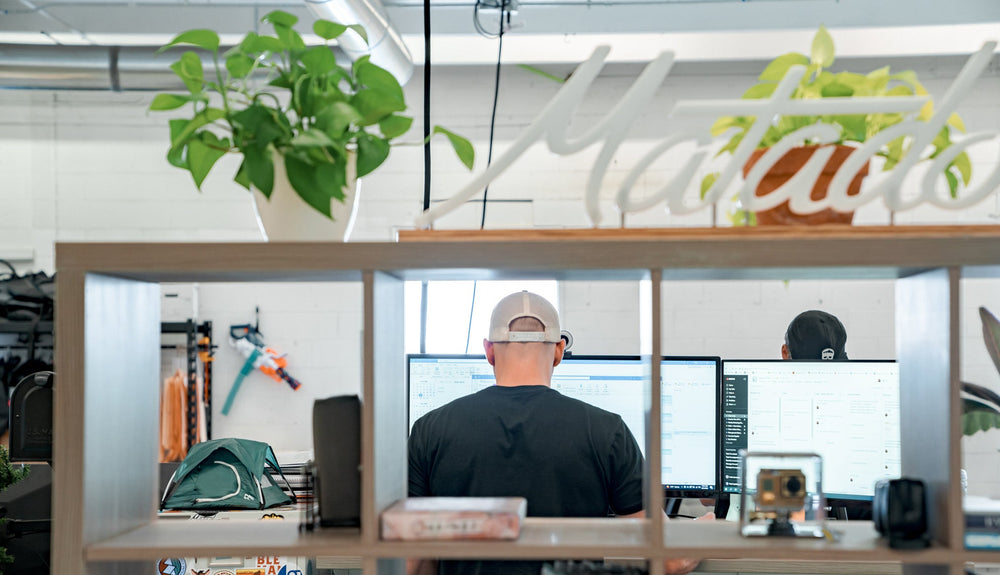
<box><xmin>488</xmin><ymin>291</ymin><xmax>561</xmax><ymax>343</ymax></box>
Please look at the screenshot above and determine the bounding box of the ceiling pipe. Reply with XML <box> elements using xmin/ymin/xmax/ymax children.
<box><xmin>305</xmin><ymin>0</ymin><xmax>414</xmax><ymax>85</ymax></box>
<box><xmin>0</xmin><ymin>44</ymin><xmax>189</xmax><ymax>90</ymax></box>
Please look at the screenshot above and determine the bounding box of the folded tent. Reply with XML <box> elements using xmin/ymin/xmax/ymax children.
<box><xmin>161</xmin><ymin>437</ymin><xmax>295</xmax><ymax>510</ymax></box>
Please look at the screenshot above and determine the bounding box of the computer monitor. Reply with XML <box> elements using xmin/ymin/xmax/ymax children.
<box><xmin>720</xmin><ymin>360</ymin><xmax>901</xmax><ymax>501</ymax></box>
<box><xmin>407</xmin><ymin>354</ymin><xmax>722</xmax><ymax>498</ymax></box>
<box><xmin>661</xmin><ymin>357</ymin><xmax>720</xmax><ymax>498</ymax></box>
<box><xmin>407</xmin><ymin>355</ymin><xmax>647</xmax><ymax>456</ymax></box>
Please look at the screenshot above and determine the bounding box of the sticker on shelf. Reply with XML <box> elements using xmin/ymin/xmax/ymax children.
<box><xmin>156</xmin><ymin>558</ymin><xmax>186</xmax><ymax>575</ymax></box>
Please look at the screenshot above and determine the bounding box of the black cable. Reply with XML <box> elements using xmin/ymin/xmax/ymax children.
<box><xmin>422</xmin><ymin>0</ymin><xmax>432</xmax><ymax>213</ymax></box>
<box><xmin>478</xmin><ymin>4</ymin><xmax>506</xmax><ymax>230</ymax></box>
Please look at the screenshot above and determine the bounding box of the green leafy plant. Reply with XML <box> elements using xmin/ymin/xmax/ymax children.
<box><xmin>150</xmin><ymin>11</ymin><xmax>475</xmax><ymax>219</ymax></box>
<box><xmin>703</xmin><ymin>25</ymin><xmax>971</xmax><ymax>219</ymax></box>
<box><xmin>0</xmin><ymin>445</ymin><xmax>29</xmax><ymax>565</ymax></box>
<box><xmin>963</xmin><ymin>307</ymin><xmax>1000</xmax><ymax>436</ymax></box>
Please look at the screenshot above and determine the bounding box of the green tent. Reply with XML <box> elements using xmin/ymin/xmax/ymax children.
<box><xmin>161</xmin><ymin>438</ymin><xmax>295</xmax><ymax>510</ymax></box>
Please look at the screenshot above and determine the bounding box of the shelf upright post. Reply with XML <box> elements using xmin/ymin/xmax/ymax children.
<box><xmin>362</xmin><ymin>270</ymin><xmax>407</xmax><ymax>574</ymax></box>
<box><xmin>54</xmin><ymin>268</ymin><xmax>161</xmax><ymax>575</ymax></box>
<box><xmin>647</xmin><ymin>269</ymin><xmax>665</xmax><ymax>575</ymax></box>
<box><xmin>896</xmin><ymin>266</ymin><xmax>962</xmax><ymax>575</ymax></box>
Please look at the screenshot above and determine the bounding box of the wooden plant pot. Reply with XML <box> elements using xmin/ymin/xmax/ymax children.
<box><xmin>742</xmin><ymin>144</ymin><xmax>869</xmax><ymax>226</ymax></box>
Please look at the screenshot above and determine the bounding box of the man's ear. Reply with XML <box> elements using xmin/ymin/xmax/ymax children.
<box><xmin>553</xmin><ymin>339</ymin><xmax>567</xmax><ymax>367</ymax></box>
<box><xmin>484</xmin><ymin>339</ymin><xmax>496</xmax><ymax>366</ymax></box>
<box><xmin>781</xmin><ymin>343</ymin><xmax>791</xmax><ymax>360</ymax></box>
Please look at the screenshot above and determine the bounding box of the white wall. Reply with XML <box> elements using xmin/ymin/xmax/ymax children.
<box><xmin>3</xmin><ymin>54</ymin><xmax>1000</xmax><ymax>491</ymax></box>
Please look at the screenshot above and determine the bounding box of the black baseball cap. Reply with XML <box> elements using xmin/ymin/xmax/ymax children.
<box><xmin>784</xmin><ymin>310</ymin><xmax>848</xmax><ymax>360</ymax></box>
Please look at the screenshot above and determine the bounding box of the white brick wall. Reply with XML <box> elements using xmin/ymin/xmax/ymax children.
<box><xmin>3</xmin><ymin>55</ymin><xmax>1000</xmax><ymax>490</ymax></box>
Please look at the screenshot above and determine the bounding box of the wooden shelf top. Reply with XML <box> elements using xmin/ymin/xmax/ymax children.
<box><xmin>85</xmin><ymin>518</ymin><xmax>957</xmax><ymax>564</ymax></box>
<box><xmin>53</xmin><ymin>225</ymin><xmax>1000</xmax><ymax>282</ymax></box>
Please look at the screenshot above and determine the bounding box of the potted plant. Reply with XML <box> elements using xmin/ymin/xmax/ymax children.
<box><xmin>702</xmin><ymin>26</ymin><xmax>971</xmax><ymax>226</ymax></box>
<box><xmin>963</xmin><ymin>307</ymin><xmax>1000</xmax><ymax>436</ymax></box>
<box><xmin>150</xmin><ymin>10</ymin><xmax>474</xmax><ymax>241</ymax></box>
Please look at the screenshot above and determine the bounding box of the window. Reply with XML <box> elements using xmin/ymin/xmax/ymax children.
<box><xmin>405</xmin><ymin>281</ymin><xmax>559</xmax><ymax>354</ymax></box>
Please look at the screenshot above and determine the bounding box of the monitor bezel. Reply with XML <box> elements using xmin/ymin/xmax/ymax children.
<box><xmin>719</xmin><ymin>358</ymin><xmax>899</xmax><ymax>505</ymax></box>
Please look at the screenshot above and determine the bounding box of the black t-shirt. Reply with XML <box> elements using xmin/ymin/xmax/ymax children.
<box><xmin>408</xmin><ymin>384</ymin><xmax>645</xmax><ymax>575</ymax></box>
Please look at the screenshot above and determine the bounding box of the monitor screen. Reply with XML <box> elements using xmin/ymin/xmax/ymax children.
<box><xmin>407</xmin><ymin>355</ymin><xmax>647</xmax><ymax>456</ymax></box>
<box><xmin>720</xmin><ymin>360</ymin><xmax>901</xmax><ymax>500</ymax></box>
<box><xmin>661</xmin><ymin>357</ymin><xmax>720</xmax><ymax>496</ymax></box>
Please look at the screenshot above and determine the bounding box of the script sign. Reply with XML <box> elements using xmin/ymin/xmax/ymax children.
<box><xmin>415</xmin><ymin>42</ymin><xmax>999</xmax><ymax>228</ymax></box>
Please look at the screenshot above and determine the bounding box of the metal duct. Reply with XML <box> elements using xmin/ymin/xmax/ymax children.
<box><xmin>306</xmin><ymin>0</ymin><xmax>414</xmax><ymax>85</ymax></box>
<box><xmin>0</xmin><ymin>44</ymin><xmax>194</xmax><ymax>91</ymax></box>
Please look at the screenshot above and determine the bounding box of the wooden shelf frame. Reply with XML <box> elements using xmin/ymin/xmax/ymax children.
<box><xmin>53</xmin><ymin>226</ymin><xmax>1000</xmax><ymax>575</ymax></box>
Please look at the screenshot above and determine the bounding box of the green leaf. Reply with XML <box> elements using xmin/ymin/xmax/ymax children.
<box><xmin>952</xmin><ymin>151</ymin><xmax>973</xmax><ymax>186</ymax></box>
<box><xmin>351</xmin><ymin>89</ymin><xmax>407</xmax><ymax>126</ymax></box>
<box><xmin>348</xmin><ymin>24</ymin><xmax>369</xmax><ymax>45</ymax></box>
<box><xmin>716</xmin><ymin>132</ymin><xmax>745</xmax><ymax>157</ymax></box>
<box><xmin>243</xmin><ymin>146</ymin><xmax>275</xmax><ymax>198</ymax></box>
<box><xmin>433</xmin><ymin>126</ymin><xmax>475</xmax><ymax>170</ymax></box>
<box><xmin>709</xmin><ymin>116</ymin><xmax>748</xmax><ymax>137</ymax></box>
<box><xmin>187</xmin><ymin>132</ymin><xmax>228</xmax><ymax>189</ymax></box>
<box><xmin>883</xmin><ymin>137</ymin><xmax>905</xmax><ymax>170</ymax></box>
<box><xmin>833</xmin><ymin>114</ymin><xmax>866</xmax><ymax>142</ymax></box>
<box><xmin>356</xmin><ymin>132</ymin><xmax>391</xmax><ymax>177</ymax></box>
<box><xmin>314</xmin><ymin>20</ymin><xmax>348</xmax><ymax>41</ymax></box>
<box><xmin>741</xmin><ymin>83</ymin><xmax>778</xmax><ymax>100</ymax></box>
<box><xmin>171</xmin><ymin>108</ymin><xmax>225</xmax><ymax>148</ymax></box>
<box><xmin>290</xmin><ymin>128</ymin><xmax>336</xmax><ymax>148</ymax></box>
<box><xmin>517</xmin><ymin>64</ymin><xmax>566</xmax><ymax>84</ymax></box>
<box><xmin>821</xmin><ymin>82</ymin><xmax>854</xmax><ymax>98</ymax></box>
<box><xmin>758</xmin><ymin>53</ymin><xmax>809</xmax><ymax>82</ymax></box>
<box><xmin>284</xmin><ymin>154</ymin><xmax>347</xmax><ymax>217</ymax></box>
<box><xmin>167</xmin><ymin>119</ymin><xmax>190</xmax><ymax>169</ymax></box>
<box><xmin>225</xmin><ymin>53</ymin><xmax>255</xmax><ymax>79</ymax></box>
<box><xmin>355</xmin><ymin>57</ymin><xmax>405</xmax><ymax>103</ymax></box>
<box><xmin>963</xmin><ymin>402</ymin><xmax>1000</xmax><ymax>436</ymax></box>
<box><xmin>242</xmin><ymin>33</ymin><xmax>284</xmax><ymax>54</ymax></box>
<box><xmin>261</xmin><ymin>9</ymin><xmax>297</xmax><ymax>28</ymax></box>
<box><xmin>157</xmin><ymin>29</ymin><xmax>219</xmax><ymax>54</ymax></box>
<box><xmin>315</xmin><ymin>102</ymin><xmax>362</xmax><ymax>139</ymax></box>
<box><xmin>948</xmin><ymin>112</ymin><xmax>967</xmax><ymax>133</ymax></box>
<box><xmin>379</xmin><ymin>114</ymin><xmax>413</xmax><ymax>139</ymax></box>
<box><xmin>149</xmin><ymin>93</ymin><xmax>191</xmax><ymax>111</ymax></box>
<box><xmin>945</xmin><ymin>169</ymin><xmax>959</xmax><ymax>199</ymax></box>
<box><xmin>811</xmin><ymin>25</ymin><xmax>835</xmax><ymax>69</ymax></box>
<box><xmin>886</xmin><ymin>85</ymin><xmax>914</xmax><ymax>97</ymax></box>
<box><xmin>274</xmin><ymin>23</ymin><xmax>306</xmax><ymax>51</ymax></box>
<box><xmin>700</xmin><ymin>172</ymin><xmax>719</xmax><ymax>200</ymax></box>
<box><xmin>981</xmin><ymin>307</ymin><xmax>1000</xmax><ymax>377</ymax></box>
<box><xmin>234</xmin><ymin>159</ymin><xmax>251</xmax><ymax>190</ymax></box>
<box><xmin>302</xmin><ymin>46</ymin><xmax>338</xmax><ymax>76</ymax></box>
<box><xmin>231</xmin><ymin>105</ymin><xmax>288</xmax><ymax>151</ymax></box>
<box><xmin>170</xmin><ymin>51</ymin><xmax>205</xmax><ymax>94</ymax></box>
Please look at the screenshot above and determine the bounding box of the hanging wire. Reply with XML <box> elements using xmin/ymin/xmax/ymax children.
<box><xmin>478</xmin><ymin>1</ymin><xmax>508</xmax><ymax>229</ymax></box>
<box><xmin>464</xmin><ymin>0</ymin><xmax>509</xmax><ymax>351</ymax></box>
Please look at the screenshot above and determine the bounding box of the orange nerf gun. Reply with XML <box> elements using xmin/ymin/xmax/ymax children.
<box><xmin>222</xmin><ymin>323</ymin><xmax>301</xmax><ymax>416</ymax></box>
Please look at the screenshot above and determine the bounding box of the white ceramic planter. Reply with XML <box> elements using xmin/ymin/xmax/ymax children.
<box><xmin>251</xmin><ymin>152</ymin><xmax>360</xmax><ymax>242</ymax></box>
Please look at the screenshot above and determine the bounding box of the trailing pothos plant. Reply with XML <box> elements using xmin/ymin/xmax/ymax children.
<box><xmin>962</xmin><ymin>307</ymin><xmax>1000</xmax><ymax>436</ymax></box>
<box><xmin>702</xmin><ymin>25</ymin><xmax>971</xmax><ymax>225</ymax></box>
<box><xmin>150</xmin><ymin>10</ymin><xmax>474</xmax><ymax>219</ymax></box>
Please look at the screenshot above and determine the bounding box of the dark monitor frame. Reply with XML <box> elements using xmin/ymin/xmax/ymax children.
<box><xmin>661</xmin><ymin>356</ymin><xmax>721</xmax><ymax>500</ymax></box>
<box><xmin>406</xmin><ymin>353</ymin><xmax>722</xmax><ymax>500</ymax></box>
<box><xmin>719</xmin><ymin>358</ymin><xmax>899</xmax><ymax>512</ymax></box>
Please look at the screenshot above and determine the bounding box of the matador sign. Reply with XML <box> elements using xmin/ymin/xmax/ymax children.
<box><xmin>415</xmin><ymin>41</ymin><xmax>1000</xmax><ymax>228</ymax></box>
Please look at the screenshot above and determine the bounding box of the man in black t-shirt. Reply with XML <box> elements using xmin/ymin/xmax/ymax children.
<box><xmin>407</xmin><ymin>291</ymin><xmax>702</xmax><ymax>575</ymax></box>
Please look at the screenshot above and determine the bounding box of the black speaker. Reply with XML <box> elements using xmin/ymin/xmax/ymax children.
<box><xmin>873</xmin><ymin>478</ymin><xmax>929</xmax><ymax>549</ymax></box>
<box><xmin>312</xmin><ymin>395</ymin><xmax>361</xmax><ymax>527</ymax></box>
